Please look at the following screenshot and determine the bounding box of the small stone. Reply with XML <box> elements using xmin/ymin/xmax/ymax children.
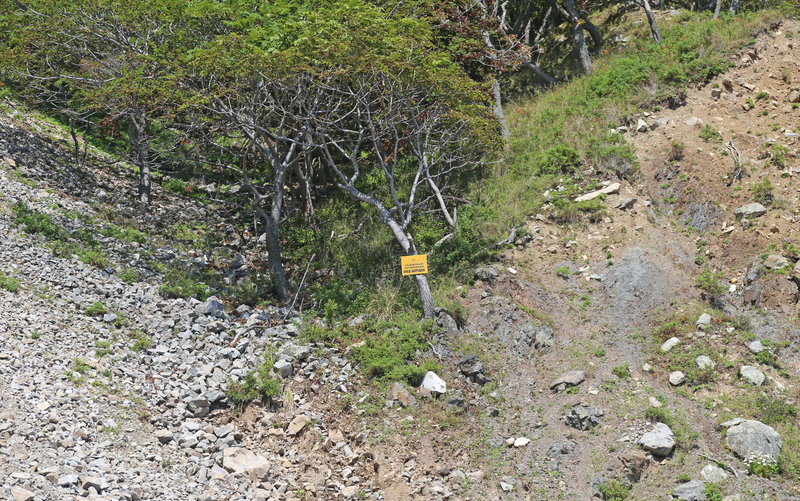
<box><xmin>638</xmin><ymin>422</ymin><xmax>676</xmax><ymax>457</ymax></box>
<box><xmin>550</xmin><ymin>371</ymin><xmax>585</xmax><ymax>392</ymax></box>
<box><xmin>661</xmin><ymin>337</ymin><xmax>680</xmax><ymax>353</ymax></box>
<box><xmin>739</xmin><ymin>365</ymin><xmax>766</xmax><ymax>386</ymax></box>
<box><xmin>474</xmin><ymin>267</ymin><xmax>498</xmax><ymax>283</ymax></box>
<box><xmin>701</xmin><ymin>464</ymin><xmax>728</xmax><ymax>483</ymax></box>
<box><xmin>389</xmin><ymin>382</ymin><xmax>418</xmax><ymax>408</ymax></box>
<box><xmin>696</xmin><ymin>313</ymin><xmax>712</xmax><ymax>329</ymax></box>
<box><xmin>747</xmin><ymin>340</ymin><xmax>765</xmax><ymax>354</ymax></box>
<box><xmin>648</xmin><ymin>397</ymin><xmax>662</xmax><ymax>408</ymax></box>
<box><xmin>222</xmin><ymin>447</ymin><xmax>270</xmax><ymax>475</ymax></box>
<box><xmin>696</xmin><ymin>356</ymin><xmax>715</xmax><ymax>370</ymax></box>
<box><xmin>273</xmin><ymin>359</ymin><xmax>293</xmax><ymax>378</ymax></box>
<box><xmin>154</xmin><ymin>429</ymin><xmax>173</xmax><ymax>444</ymax></box>
<box><xmin>10</xmin><ymin>487</ymin><xmax>35</xmax><ymax>501</ymax></box>
<box><xmin>286</xmin><ymin>415</ymin><xmax>311</xmax><ymax>436</ymax></box>
<box><xmin>763</xmin><ymin>254</ymin><xmax>789</xmax><ymax>270</ymax></box>
<box><xmin>58</xmin><ymin>474</ymin><xmax>80</xmax><ymax>487</ymax></box>
<box><xmin>499</xmin><ymin>476</ymin><xmax>516</xmax><ymax>492</ymax></box>
<box><xmin>564</xmin><ymin>405</ymin><xmax>604</xmax><ymax>431</ymax></box>
<box><xmin>734</xmin><ymin>203</ymin><xmax>767</xmax><ymax>219</ymax></box>
<box><xmin>420</xmin><ymin>371</ymin><xmax>447</xmax><ymax>395</ymax></box>
<box><xmin>788</xmin><ymin>90</ymin><xmax>800</xmax><ymax>103</ymax></box>
<box><xmin>636</xmin><ymin>119</ymin><xmax>649</xmax><ymax>132</ymax></box>
<box><xmin>513</xmin><ymin>437</ymin><xmax>530</xmax><ymax>447</ymax></box>
<box><xmin>669</xmin><ymin>371</ymin><xmax>685</xmax><ymax>386</ymax></box>
<box><xmin>685</xmin><ymin>117</ymin><xmax>704</xmax><ymax>127</ymax></box>
<box><xmin>673</xmin><ymin>479</ymin><xmax>706</xmax><ymax>501</ymax></box>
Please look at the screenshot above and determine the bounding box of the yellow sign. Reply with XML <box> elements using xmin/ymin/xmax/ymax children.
<box><xmin>401</xmin><ymin>254</ymin><xmax>429</xmax><ymax>276</ymax></box>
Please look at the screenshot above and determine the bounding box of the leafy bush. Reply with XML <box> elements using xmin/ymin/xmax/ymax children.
<box><xmin>751</xmin><ymin>177</ymin><xmax>774</xmax><ymax>204</ymax></box>
<box><xmin>695</xmin><ymin>269</ymin><xmax>727</xmax><ymax>299</ymax></box>
<box><xmin>100</xmin><ymin>225</ymin><xmax>147</xmax><ymax>244</ymax></box>
<box><xmin>699</xmin><ymin>125</ymin><xmax>722</xmax><ymax>143</ymax></box>
<box><xmin>534</xmin><ymin>144</ymin><xmax>583</xmax><ymax>175</ymax></box>
<box><xmin>12</xmin><ymin>202</ymin><xmax>68</xmax><ymax>240</ymax></box>
<box><xmin>159</xmin><ymin>267</ymin><xmax>212</xmax><ymax>300</ymax></box>
<box><xmin>227</xmin><ymin>351</ymin><xmax>282</xmax><ymax>408</ymax></box>
<box><xmin>612</xmin><ymin>364</ymin><xmax>631</xmax><ymax>379</ymax></box>
<box><xmin>0</xmin><ymin>270</ymin><xmax>20</xmax><ymax>292</ymax></box>
<box><xmin>703</xmin><ymin>483</ymin><xmax>723</xmax><ymax>501</ymax></box>
<box><xmin>84</xmin><ymin>301</ymin><xmax>107</xmax><ymax>316</ymax></box>
<box><xmin>598</xmin><ymin>480</ymin><xmax>629</xmax><ymax>501</ymax></box>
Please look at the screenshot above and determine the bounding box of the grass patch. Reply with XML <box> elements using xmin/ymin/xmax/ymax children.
<box><xmin>302</xmin><ymin>315</ymin><xmax>441</xmax><ymax>386</ymax></box>
<box><xmin>0</xmin><ymin>270</ymin><xmax>21</xmax><ymax>292</ymax></box>
<box><xmin>128</xmin><ymin>329</ymin><xmax>153</xmax><ymax>352</ymax></box>
<box><xmin>84</xmin><ymin>301</ymin><xmax>107</xmax><ymax>316</ymax></box>
<box><xmin>227</xmin><ymin>351</ymin><xmax>282</xmax><ymax>408</ymax></box>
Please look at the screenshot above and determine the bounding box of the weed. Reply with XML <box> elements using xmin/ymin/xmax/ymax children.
<box><xmin>598</xmin><ymin>480</ymin><xmax>629</xmax><ymax>501</ymax></box>
<box><xmin>118</xmin><ymin>268</ymin><xmax>139</xmax><ymax>284</ymax></box>
<box><xmin>100</xmin><ymin>225</ymin><xmax>147</xmax><ymax>244</ymax></box>
<box><xmin>0</xmin><ymin>270</ymin><xmax>21</xmax><ymax>292</ymax></box>
<box><xmin>751</xmin><ymin>178</ymin><xmax>773</xmax><ymax>204</ymax></box>
<box><xmin>702</xmin><ymin>483</ymin><xmax>723</xmax><ymax>501</ymax></box>
<box><xmin>84</xmin><ymin>301</ymin><xmax>107</xmax><ymax>316</ymax></box>
<box><xmin>72</xmin><ymin>358</ymin><xmax>91</xmax><ymax>374</ymax></box>
<box><xmin>128</xmin><ymin>329</ymin><xmax>153</xmax><ymax>352</ymax></box>
<box><xmin>699</xmin><ymin>125</ymin><xmax>722</xmax><ymax>143</ymax></box>
<box><xmin>695</xmin><ymin>269</ymin><xmax>727</xmax><ymax>299</ymax></box>
<box><xmin>556</xmin><ymin>265</ymin><xmax>571</xmax><ymax>279</ymax></box>
<box><xmin>227</xmin><ymin>351</ymin><xmax>282</xmax><ymax>408</ymax></box>
<box><xmin>755</xmin><ymin>90</ymin><xmax>770</xmax><ymax>101</ymax></box>
<box><xmin>612</xmin><ymin>364</ymin><xmax>631</xmax><ymax>379</ymax></box>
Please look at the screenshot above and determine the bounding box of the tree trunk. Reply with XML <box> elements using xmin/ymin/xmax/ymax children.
<box><xmin>490</xmin><ymin>78</ymin><xmax>510</xmax><ymax>140</ymax></box>
<box><xmin>414</xmin><ymin>273</ymin><xmax>436</xmax><ymax>319</ymax></box>
<box><xmin>713</xmin><ymin>0</ymin><xmax>722</xmax><ymax>18</ymax></box>
<box><xmin>730</xmin><ymin>0</ymin><xmax>740</xmax><ymax>13</ymax></box>
<box><xmin>338</xmin><ymin>183</ymin><xmax>437</xmax><ymax>318</ymax></box>
<box><xmin>564</xmin><ymin>0</ymin><xmax>592</xmax><ymax>73</ymax></box>
<box><xmin>523</xmin><ymin>62</ymin><xmax>559</xmax><ymax>85</ymax></box>
<box><xmin>128</xmin><ymin>114</ymin><xmax>151</xmax><ymax>206</ymax></box>
<box><xmin>642</xmin><ymin>0</ymin><xmax>662</xmax><ymax>43</ymax></box>
<box><xmin>247</xmin><ymin>186</ymin><xmax>290</xmax><ymax>302</ymax></box>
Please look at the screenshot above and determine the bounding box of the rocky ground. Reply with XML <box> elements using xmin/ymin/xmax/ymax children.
<box><xmin>1</xmin><ymin>18</ymin><xmax>799</xmax><ymax>501</ymax></box>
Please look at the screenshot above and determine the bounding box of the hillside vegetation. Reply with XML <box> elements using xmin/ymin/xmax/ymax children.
<box><xmin>0</xmin><ymin>1</ymin><xmax>799</xmax><ymax>500</ymax></box>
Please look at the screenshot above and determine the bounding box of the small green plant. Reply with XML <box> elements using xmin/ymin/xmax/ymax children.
<box><xmin>745</xmin><ymin>455</ymin><xmax>780</xmax><ymax>478</ymax></box>
<box><xmin>556</xmin><ymin>265</ymin><xmax>571</xmax><ymax>279</ymax></box>
<box><xmin>95</xmin><ymin>340</ymin><xmax>112</xmax><ymax>357</ymax></box>
<box><xmin>746</xmin><ymin>98</ymin><xmax>755</xmax><ymax>109</ymax></box>
<box><xmin>128</xmin><ymin>329</ymin><xmax>153</xmax><ymax>352</ymax></box>
<box><xmin>755</xmin><ymin>90</ymin><xmax>769</xmax><ymax>101</ymax></box>
<box><xmin>84</xmin><ymin>301</ymin><xmax>107</xmax><ymax>316</ymax></box>
<box><xmin>117</xmin><ymin>268</ymin><xmax>139</xmax><ymax>284</ymax></box>
<box><xmin>769</xmin><ymin>143</ymin><xmax>789</xmax><ymax>169</ymax></box>
<box><xmin>0</xmin><ymin>270</ymin><xmax>21</xmax><ymax>292</ymax></box>
<box><xmin>612</xmin><ymin>364</ymin><xmax>631</xmax><ymax>379</ymax></box>
<box><xmin>668</xmin><ymin>141</ymin><xmax>685</xmax><ymax>162</ymax></box>
<box><xmin>227</xmin><ymin>351</ymin><xmax>283</xmax><ymax>408</ymax></box>
<box><xmin>703</xmin><ymin>483</ymin><xmax>723</xmax><ymax>501</ymax></box>
<box><xmin>751</xmin><ymin>178</ymin><xmax>774</xmax><ymax>205</ymax></box>
<box><xmin>72</xmin><ymin>358</ymin><xmax>91</xmax><ymax>374</ymax></box>
<box><xmin>699</xmin><ymin>125</ymin><xmax>722</xmax><ymax>143</ymax></box>
<box><xmin>695</xmin><ymin>269</ymin><xmax>727</xmax><ymax>299</ymax></box>
<box><xmin>676</xmin><ymin>473</ymin><xmax>691</xmax><ymax>483</ymax></box>
<box><xmin>598</xmin><ymin>479</ymin><xmax>629</xmax><ymax>501</ymax></box>
<box><xmin>30</xmin><ymin>331</ymin><xmax>42</xmax><ymax>340</ymax></box>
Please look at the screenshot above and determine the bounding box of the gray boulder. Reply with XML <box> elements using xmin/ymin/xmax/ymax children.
<box><xmin>722</xmin><ymin>419</ymin><xmax>781</xmax><ymax>462</ymax></box>
<box><xmin>734</xmin><ymin>203</ymin><xmax>767</xmax><ymax>219</ymax></box>
<box><xmin>550</xmin><ymin>371</ymin><xmax>585</xmax><ymax>392</ymax></box>
<box><xmin>564</xmin><ymin>405</ymin><xmax>604</xmax><ymax>431</ymax></box>
<box><xmin>700</xmin><ymin>464</ymin><xmax>728</xmax><ymax>483</ymax></box>
<box><xmin>638</xmin><ymin>422</ymin><xmax>676</xmax><ymax>456</ymax></box>
<box><xmin>474</xmin><ymin>267</ymin><xmax>498</xmax><ymax>283</ymax></box>
<box><xmin>420</xmin><ymin>371</ymin><xmax>447</xmax><ymax>395</ymax></box>
<box><xmin>739</xmin><ymin>365</ymin><xmax>765</xmax><ymax>386</ymax></box>
<box><xmin>673</xmin><ymin>480</ymin><xmax>706</xmax><ymax>501</ymax></box>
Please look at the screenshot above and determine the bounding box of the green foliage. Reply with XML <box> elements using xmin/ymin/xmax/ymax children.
<box><xmin>769</xmin><ymin>143</ymin><xmax>789</xmax><ymax>168</ymax></box>
<box><xmin>752</xmin><ymin>177</ymin><xmax>774</xmax><ymax>205</ymax></box>
<box><xmin>695</xmin><ymin>269</ymin><xmax>727</xmax><ymax>299</ymax></box>
<box><xmin>12</xmin><ymin>202</ymin><xmax>68</xmax><ymax>240</ymax></box>
<box><xmin>129</xmin><ymin>330</ymin><xmax>153</xmax><ymax>353</ymax></box>
<box><xmin>0</xmin><ymin>270</ymin><xmax>20</xmax><ymax>292</ymax></box>
<box><xmin>118</xmin><ymin>268</ymin><xmax>139</xmax><ymax>284</ymax></box>
<box><xmin>699</xmin><ymin>125</ymin><xmax>722</xmax><ymax>143</ymax></box>
<box><xmin>302</xmin><ymin>315</ymin><xmax>440</xmax><ymax>386</ymax></box>
<box><xmin>100</xmin><ymin>225</ymin><xmax>147</xmax><ymax>244</ymax></box>
<box><xmin>227</xmin><ymin>351</ymin><xmax>282</xmax><ymax>408</ymax></box>
<box><xmin>598</xmin><ymin>480</ymin><xmax>629</xmax><ymax>501</ymax></box>
<box><xmin>747</xmin><ymin>457</ymin><xmax>780</xmax><ymax>478</ymax></box>
<box><xmin>84</xmin><ymin>301</ymin><xmax>107</xmax><ymax>316</ymax></box>
<box><xmin>159</xmin><ymin>266</ymin><xmax>212</xmax><ymax>300</ymax></box>
<box><xmin>533</xmin><ymin>144</ymin><xmax>582</xmax><ymax>175</ymax></box>
<box><xmin>703</xmin><ymin>483</ymin><xmax>723</xmax><ymax>501</ymax></box>
<box><xmin>612</xmin><ymin>364</ymin><xmax>631</xmax><ymax>379</ymax></box>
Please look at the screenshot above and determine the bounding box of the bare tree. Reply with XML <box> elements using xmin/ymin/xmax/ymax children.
<box><xmin>310</xmin><ymin>73</ymin><xmax>488</xmax><ymax>317</ymax></box>
<box><xmin>640</xmin><ymin>0</ymin><xmax>663</xmax><ymax>43</ymax></box>
<box><xmin>182</xmin><ymin>73</ymin><xmax>321</xmax><ymax>301</ymax></box>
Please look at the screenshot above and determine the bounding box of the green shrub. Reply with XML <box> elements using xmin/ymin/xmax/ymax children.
<box><xmin>752</xmin><ymin>177</ymin><xmax>774</xmax><ymax>204</ymax></box>
<box><xmin>695</xmin><ymin>269</ymin><xmax>727</xmax><ymax>299</ymax></box>
<box><xmin>534</xmin><ymin>144</ymin><xmax>583</xmax><ymax>175</ymax></box>
<box><xmin>84</xmin><ymin>301</ymin><xmax>107</xmax><ymax>316</ymax></box>
<box><xmin>227</xmin><ymin>351</ymin><xmax>282</xmax><ymax>408</ymax></box>
<box><xmin>699</xmin><ymin>125</ymin><xmax>722</xmax><ymax>143</ymax></box>
<box><xmin>0</xmin><ymin>270</ymin><xmax>20</xmax><ymax>292</ymax></box>
<box><xmin>100</xmin><ymin>225</ymin><xmax>147</xmax><ymax>244</ymax></box>
<box><xmin>12</xmin><ymin>202</ymin><xmax>68</xmax><ymax>240</ymax></box>
<box><xmin>598</xmin><ymin>480</ymin><xmax>629</xmax><ymax>501</ymax></box>
<box><xmin>118</xmin><ymin>268</ymin><xmax>139</xmax><ymax>284</ymax></box>
<box><xmin>160</xmin><ymin>267</ymin><xmax>212</xmax><ymax>300</ymax></box>
<box><xmin>703</xmin><ymin>483</ymin><xmax>723</xmax><ymax>501</ymax></box>
<box><xmin>612</xmin><ymin>364</ymin><xmax>631</xmax><ymax>379</ymax></box>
